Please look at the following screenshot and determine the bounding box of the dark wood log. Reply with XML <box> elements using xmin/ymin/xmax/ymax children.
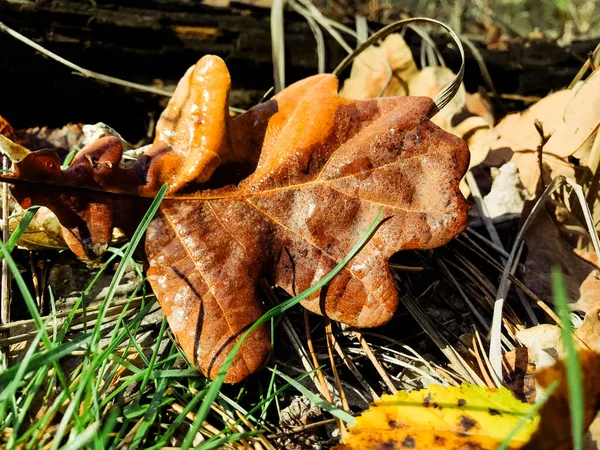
<box><xmin>0</xmin><ymin>0</ymin><xmax>597</xmax><ymax>141</ymax></box>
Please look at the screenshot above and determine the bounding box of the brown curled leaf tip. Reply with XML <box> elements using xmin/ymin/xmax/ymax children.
<box><xmin>1</xmin><ymin>55</ymin><xmax>469</xmax><ymax>383</ymax></box>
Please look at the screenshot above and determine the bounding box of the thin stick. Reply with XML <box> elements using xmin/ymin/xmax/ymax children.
<box><xmin>0</xmin><ymin>21</ymin><xmax>252</xmax><ymax>118</ymax></box>
<box><xmin>354</xmin><ymin>331</ymin><xmax>397</xmax><ymax>394</ymax></box>
<box><xmin>0</xmin><ymin>21</ymin><xmax>172</xmax><ymax>97</ymax></box>
<box><xmin>325</xmin><ymin>321</ymin><xmax>348</xmax><ymax>439</ymax></box>
<box><xmin>467</xmin><ymin>171</ymin><xmax>538</xmax><ymax>326</ymax></box>
<box><xmin>471</xmin><ymin>334</ymin><xmax>494</xmax><ymax>388</ymax></box>
<box><xmin>235</xmin><ymin>410</ymin><xmax>274</xmax><ymax>450</ymax></box>
<box><xmin>330</xmin><ymin>331</ymin><xmax>379</xmax><ymax>401</ymax></box>
<box><xmin>474</xmin><ymin>329</ymin><xmax>501</xmax><ymax>387</ymax></box>
<box><xmin>466</xmin><ymin>171</ymin><xmax>504</xmax><ymax>250</ymax></box>
<box><xmin>303</xmin><ymin>310</ymin><xmax>334</xmax><ymax>404</ymax></box>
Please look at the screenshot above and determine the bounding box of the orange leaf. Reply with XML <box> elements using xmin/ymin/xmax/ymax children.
<box><xmin>1</xmin><ymin>55</ymin><xmax>469</xmax><ymax>382</ymax></box>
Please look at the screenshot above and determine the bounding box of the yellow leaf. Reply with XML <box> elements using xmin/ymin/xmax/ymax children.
<box><xmin>335</xmin><ymin>384</ymin><xmax>538</xmax><ymax>450</ymax></box>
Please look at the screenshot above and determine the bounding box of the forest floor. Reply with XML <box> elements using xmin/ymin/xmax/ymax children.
<box><xmin>1</xmin><ymin>1</ymin><xmax>600</xmax><ymax>449</ymax></box>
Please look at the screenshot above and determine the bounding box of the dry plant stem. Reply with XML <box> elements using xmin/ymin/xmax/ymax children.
<box><xmin>325</xmin><ymin>321</ymin><xmax>348</xmax><ymax>439</ymax></box>
<box><xmin>332</xmin><ymin>17</ymin><xmax>465</xmax><ymax>115</ymax></box>
<box><xmin>303</xmin><ymin>309</ymin><xmax>335</xmax><ymax>404</ymax></box>
<box><xmin>408</xmin><ymin>25</ymin><xmax>445</xmax><ymax>67</ymax></box>
<box><xmin>360</xmin><ymin>332</ymin><xmax>446</xmax><ymax>384</ymax></box>
<box><xmin>281</xmin><ymin>311</ymin><xmax>325</xmax><ymax>391</ymax></box>
<box><xmin>0</xmin><ymin>21</ymin><xmax>252</xmax><ymax>117</ymax></box>
<box><xmin>294</xmin><ymin>0</ymin><xmax>353</xmax><ymax>53</ymax></box>
<box><xmin>0</xmin><ymin>306</ymin><xmax>140</xmax><ymax>347</ymax></box>
<box><xmin>288</xmin><ymin>0</ymin><xmax>325</xmax><ymax>74</ymax></box>
<box><xmin>116</xmin><ymin>417</ymin><xmax>145</xmax><ymax>450</ymax></box>
<box><xmin>388</xmin><ymin>263</ymin><xmax>424</xmax><ymax>271</ymax></box>
<box><xmin>568</xmin><ymin>178</ymin><xmax>600</xmax><ymax>263</ymax></box>
<box><xmin>372</xmin><ymin>350</ymin><xmax>443</xmax><ymax>387</ymax></box>
<box><xmin>235</xmin><ymin>410</ymin><xmax>275</xmax><ymax>450</ymax></box>
<box><xmin>467</xmin><ymin>171</ymin><xmax>538</xmax><ymax>325</ymax></box>
<box><xmin>169</xmin><ymin>397</ymin><xmax>219</xmax><ymax>437</ymax></box>
<box><xmin>534</xmin><ymin>119</ymin><xmax>551</xmax><ymax>193</ymax></box>
<box><xmin>330</xmin><ymin>334</ymin><xmax>379</xmax><ymax>401</ymax></box>
<box><xmin>354</xmin><ymin>331</ymin><xmax>397</xmax><ymax>394</ymax></box>
<box><xmin>471</xmin><ymin>334</ymin><xmax>494</xmax><ymax>388</ymax></box>
<box><xmin>325</xmin><ymin>322</ymin><xmax>349</xmax><ymax>411</ymax></box>
<box><xmin>490</xmin><ymin>176</ymin><xmax>565</xmax><ymax>378</ymax></box>
<box><xmin>400</xmin><ymin>291</ymin><xmax>485</xmax><ymax>386</ymax></box>
<box><xmin>492</xmin><ymin>93</ymin><xmax>542</xmax><ymax>103</ymax></box>
<box><xmin>0</xmin><ymin>295</ymin><xmax>148</xmax><ymax>332</ymax></box>
<box><xmin>211</xmin><ymin>403</ymin><xmax>248</xmax><ymax>445</ymax></box>
<box><xmin>259</xmin><ymin>280</ymin><xmax>324</xmax><ymax>394</ymax></box>
<box><xmin>0</xmin><ymin>21</ymin><xmax>172</xmax><ymax>97</ymax></box>
<box><xmin>355</xmin><ymin>14</ymin><xmax>368</xmax><ymax>43</ymax></box>
<box><xmin>474</xmin><ymin>329</ymin><xmax>501</xmax><ymax>387</ymax></box>
<box><xmin>0</xmin><ymin>155</ymin><xmax>9</xmax><ymax>367</ymax></box>
<box><xmin>435</xmin><ymin>367</ymin><xmax>460</xmax><ymax>387</ymax></box>
<box><xmin>568</xmin><ymin>42</ymin><xmax>600</xmax><ymax>88</ymax></box>
<box><xmin>438</xmin><ymin>259</ymin><xmax>489</xmax><ymax>330</ymax></box>
<box><xmin>270</xmin><ymin>0</ymin><xmax>285</xmax><ymax>92</ymax></box>
<box><xmin>466</xmin><ymin>171</ymin><xmax>503</xmax><ymax>252</ymax></box>
<box><xmin>456</xmin><ymin>235</ymin><xmax>561</xmax><ymax>323</ymax></box>
<box><xmin>465</xmin><ymin>228</ymin><xmax>510</xmax><ymax>259</ymax></box>
<box><xmin>581</xmin><ymin>124</ymin><xmax>600</xmax><ymax>202</ymax></box>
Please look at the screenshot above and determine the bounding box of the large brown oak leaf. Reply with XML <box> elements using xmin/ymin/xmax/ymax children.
<box><xmin>2</xmin><ymin>55</ymin><xmax>469</xmax><ymax>383</ymax></box>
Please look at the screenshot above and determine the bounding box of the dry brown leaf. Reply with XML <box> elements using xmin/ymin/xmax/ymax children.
<box><xmin>561</xmin><ymin>67</ymin><xmax>600</xmax><ymax>161</ymax></box>
<box><xmin>466</xmin><ymin>92</ymin><xmax>494</xmax><ymax>127</ymax></box>
<box><xmin>14</xmin><ymin>123</ymin><xmax>85</xmax><ymax>154</ymax></box>
<box><xmin>0</xmin><ymin>115</ymin><xmax>16</xmax><ymax>140</ymax></box>
<box><xmin>576</xmin><ymin>306</ymin><xmax>600</xmax><ymax>352</ymax></box>
<box><xmin>523</xmin><ymin>208</ymin><xmax>600</xmax><ymax>313</ymax></box>
<box><xmin>486</xmin><ymin>90</ymin><xmax>574</xmax><ymax>196</ymax></box>
<box><xmin>408</xmin><ymin>66</ymin><xmax>466</xmax><ymax>131</ymax></box>
<box><xmin>8</xmin><ymin>205</ymin><xmax>68</xmax><ymax>251</ymax></box>
<box><xmin>1</xmin><ymin>55</ymin><xmax>470</xmax><ymax>383</ymax></box>
<box><xmin>339</xmin><ymin>36</ymin><xmax>493</xmax><ymax>199</ymax></box>
<box><xmin>516</xmin><ymin>324</ymin><xmax>562</xmax><ymax>370</ymax></box>
<box><xmin>487</xmin><ymin>67</ymin><xmax>600</xmax><ymax>199</ymax></box>
<box><xmin>502</xmin><ymin>347</ymin><xmax>537</xmax><ymax>404</ymax></box>
<box><xmin>340</xmin><ymin>33</ymin><xmax>418</xmax><ymax>99</ymax></box>
<box><xmin>525</xmin><ymin>350</ymin><xmax>600</xmax><ymax>450</ymax></box>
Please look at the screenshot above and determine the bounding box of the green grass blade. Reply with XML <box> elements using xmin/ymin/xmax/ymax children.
<box><xmin>88</xmin><ymin>183</ymin><xmax>167</xmax><ymax>352</ymax></box>
<box><xmin>552</xmin><ymin>267</ymin><xmax>584</xmax><ymax>450</ymax></box>
<box><xmin>60</xmin><ymin>422</ymin><xmax>100</xmax><ymax>450</ymax></box>
<box><xmin>5</xmin><ymin>365</ymin><xmax>49</xmax><ymax>444</ymax></box>
<box><xmin>0</xmin><ymin>318</ymin><xmax>50</xmax><ymax>403</ymax></box>
<box><xmin>182</xmin><ymin>210</ymin><xmax>383</xmax><ymax>449</ymax></box>
<box><xmin>0</xmin><ymin>332</ymin><xmax>91</xmax><ymax>386</ymax></box>
<box><xmin>50</xmin><ymin>184</ymin><xmax>167</xmax><ymax>450</ymax></box>
<box><xmin>200</xmin><ymin>432</ymin><xmax>259</xmax><ymax>450</ymax></box>
<box><xmin>61</xmin><ymin>147</ymin><xmax>79</xmax><ymax>169</ymax></box>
